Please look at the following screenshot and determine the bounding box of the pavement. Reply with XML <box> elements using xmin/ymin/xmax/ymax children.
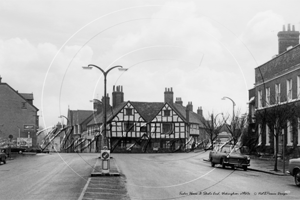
<box><xmin>202</xmin><ymin>152</ymin><xmax>291</xmax><ymax>176</ymax></box>
<box><xmin>247</xmin><ymin>155</ymin><xmax>291</xmax><ymax>176</ymax></box>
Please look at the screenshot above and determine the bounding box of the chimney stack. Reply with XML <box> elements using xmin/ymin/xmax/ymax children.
<box><xmin>101</xmin><ymin>93</ymin><xmax>111</xmax><ymax>111</ymax></box>
<box><xmin>175</xmin><ymin>97</ymin><xmax>183</xmax><ymax>105</ymax></box>
<box><xmin>197</xmin><ymin>106</ymin><xmax>203</xmax><ymax>117</ymax></box>
<box><xmin>112</xmin><ymin>85</ymin><xmax>124</xmax><ymax>108</ymax></box>
<box><xmin>93</xmin><ymin>99</ymin><xmax>103</xmax><ymax>114</ymax></box>
<box><xmin>278</xmin><ymin>24</ymin><xmax>299</xmax><ymax>54</ymax></box>
<box><xmin>164</xmin><ymin>87</ymin><xmax>174</xmax><ymax>104</ymax></box>
<box><xmin>186</xmin><ymin>101</ymin><xmax>193</xmax><ymax>112</ymax></box>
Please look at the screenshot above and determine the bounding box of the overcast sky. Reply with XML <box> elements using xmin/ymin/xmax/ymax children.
<box><xmin>1</xmin><ymin>0</ymin><xmax>299</xmax><ymax>128</ymax></box>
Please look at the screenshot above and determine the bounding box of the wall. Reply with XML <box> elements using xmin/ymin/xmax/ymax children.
<box><xmin>0</xmin><ymin>84</ymin><xmax>38</xmax><ymax>147</ymax></box>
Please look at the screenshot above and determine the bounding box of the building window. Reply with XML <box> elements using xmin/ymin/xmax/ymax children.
<box><xmin>125</xmin><ymin>108</ymin><xmax>133</xmax><ymax>116</ymax></box>
<box><xmin>164</xmin><ymin>110</ymin><xmax>170</xmax><ymax>116</ymax></box>
<box><xmin>297</xmin><ymin>76</ymin><xmax>300</xmax><ymax>99</ymax></box>
<box><xmin>162</xmin><ymin>123</ymin><xmax>172</xmax><ymax>134</ymax></box>
<box><xmin>140</xmin><ymin>126</ymin><xmax>147</xmax><ymax>132</ymax></box>
<box><xmin>258</xmin><ymin>90</ymin><xmax>262</xmax><ymax>108</ymax></box>
<box><xmin>287</xmin><ymin>79</ymin><xmax>292</xmax><ymax>101</ymax></box>
<box><xmin>266</xmin><ymin>124</ymin><xmax>270</xmax><ymax>146</ymax></box>
<box><xmin>287</xmin><ymin>120</ymin><xmax>293</xmax><ymax>146</ymax></box>
<box><xmin>22</xmin><ymin>102</ymin><xmax>27</xmax><ymax>109</ymax></box>
<box><xmin>265</xmin><ymin>87</ymin><xmax>270</xmax><ymax>106</ymax></box>
<box><xmin>298</xmin><ymin>118</ymin><xmax>300</xmax><ymax>146</ymax></box>
<box><xmin>275</xmin><ymin>83</ymin><xmax>281</xmax><ymax>104</ymax></box>
<box><xmin>124</xmin><ymin>121</ymin><xmax>134</xmax><ymax>132</ymax></box>
<box><xmin>258</xmin><ymin>124</ymin><xmax>262</xmax><ymax>146</ymax></box>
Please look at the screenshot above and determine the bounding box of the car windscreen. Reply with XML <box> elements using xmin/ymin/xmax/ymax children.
<box><xmin>221</xmin><ymin>146</ymin><xmax>231</xmax><ymax>153</ymax></box>
<box><xmin>231</xmin><ymin>148</ymin><xmax>241</xmax><ymax>154</ymax></box>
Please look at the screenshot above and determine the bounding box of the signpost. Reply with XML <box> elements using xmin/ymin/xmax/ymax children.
<box><xmin>100</xmin><ymin>146</ymin><xmax>110</xmax><ymax>174</ymax></box>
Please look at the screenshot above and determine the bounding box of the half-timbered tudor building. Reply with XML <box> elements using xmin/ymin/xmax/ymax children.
<box><xmin>85</xmin><ymin>86</ymin><xmax>207</xmax><ymax>153</ymax></box>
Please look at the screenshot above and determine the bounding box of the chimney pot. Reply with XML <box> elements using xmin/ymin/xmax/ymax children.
<box><xmin>278</xmin><ymin>24</ymin><xmax>299</xmax><ymax>54</ymax></box>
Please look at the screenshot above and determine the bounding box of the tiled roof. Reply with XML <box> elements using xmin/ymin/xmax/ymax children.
<box><xmin>87</xmin><ymin>102</ymin><xmax>127</xmax><ymax>126</ymax></box>
<box><xmin>0</xmin><ymin>82</ymin><xmax>38</xmax><ymax>111</ymax></box>
<box><xmin>87</xmin><ymin>101</ymin><xmax>205</xmax><ymax>126</ymax></box>
<box><xmin>171</xmin><ymin>103</ymin><xmax>205</xmax><ymax>126</ymax></box>
<box><xmin>130</xmin><ymin>101</ymin><xmax>164</xmax><ymax>122</ymax></box>
<box><xmin>69</xmin><ymin>110</ymin><xmax>94</xmax><ymax>125</ymax></box>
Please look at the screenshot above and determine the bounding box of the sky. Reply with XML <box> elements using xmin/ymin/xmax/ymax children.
<box><xmin>1</xmin><ymin>0</ymin><xmax>300</xmax><ymax>128</ymax></box>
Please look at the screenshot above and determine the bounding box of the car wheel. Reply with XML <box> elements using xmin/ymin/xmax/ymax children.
<box><xmin>221</xmin><ymin>159</ymin><xmax>225</xmax><ymax>169</ymax></box>
<box><xmin>243</xmin><ymin>166</ymin><xmax>247</xmax><ymax>171</ymax></box>
<box><xmin>294</xmin><ymin>170</ymin><xmax>300</xmax><ymax>187</ymax></box>
<box><xmin>3</xmin><ymin>159</ymin><xmax>6</xmax><ymax>164</ymax></box>
<box><xmin>210</xmin><ymin>158</ymin><xmax>215</xmax><ymax>167</ymax></box>
<box><xmin>231</xmin><ymin>165</ymin><xmax>235</xmax><ymax>170</ymax></box>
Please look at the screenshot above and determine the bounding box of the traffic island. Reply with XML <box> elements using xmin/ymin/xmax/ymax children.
<box><xmin>91</xmin><ymin>157</ymin><xmax>120</xmax><ymax>177</ymax></box>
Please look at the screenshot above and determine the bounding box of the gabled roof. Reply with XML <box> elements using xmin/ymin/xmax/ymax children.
<box><xmin>0</xmin><ymin>82</ymin><xmax>38</xmax><ymax>111</ymax></box>
<box><xmin>130</xmin><ymin>101</ymin><xmax>164</xmax><ymax>122</ymax></box>
<box><xmin>171</xmin><ymin>103</ymin><xmax>205</xmax><ymax>126</ymax></box>
<box><xmin>87</xmin><ymin>102</ymin><xmax>127</xmax><ymax>126</ymax></box>
<box><xmin>69</xmin><ymin>110</ymin><xmax>94</xmax><ymax>125</ymax></box>
<box><xmin>87</xmin><ymin>100</ymin><xmax>205</xmax><ymax>127</ymax></box>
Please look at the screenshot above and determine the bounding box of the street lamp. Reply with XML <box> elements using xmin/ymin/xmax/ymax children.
<box><xmin>58</xmin><ymin>115</ymin><xmax>70</xmax><ymax>127</ymax></box>
<box><xmin>82</xmin><ymin>64</ymin><xmax>126</xmax><ymax>150</ymax></box>
<box><xmin>221</xmin><ymin>96</ymin><xmax>236</xmax><ymax>121</ymax></box>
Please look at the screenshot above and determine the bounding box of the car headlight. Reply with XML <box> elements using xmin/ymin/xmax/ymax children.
<box><xmin>247</xmin><ymin>157</ymin><xmax>250</xmax><ymax>160</ymax></box>
<box><xmin>226</xmin><ymin>155</ymin><xmax>230</xmax><ymax>159</ymax></box>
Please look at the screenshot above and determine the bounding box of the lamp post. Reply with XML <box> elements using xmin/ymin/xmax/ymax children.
<box><xmin>82</xmin><ymin>64</ymin><xmax>126</xmax><ymax>151</ymax></box>
<box><xmin>58</xmin><ymin>115</ymin><xmax>70</xmax><ymax>127</ymax></box>
<box><xmin>221</xmin><ymin>96</ymin><xmax>236</xmax><ymax>122</ymax></box>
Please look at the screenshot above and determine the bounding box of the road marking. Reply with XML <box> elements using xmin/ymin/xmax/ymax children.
<box><xmin>78</xmin><ymin>177</ymin><xmax>91</xmax><ymax>200</ymax></box>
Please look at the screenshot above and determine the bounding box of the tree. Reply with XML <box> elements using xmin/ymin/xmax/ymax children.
<box><xmin>199</xmin><ymin>112</ymin><xmax>223</xmax><ymax>150</ymax></box>
<box><xmin>226</xmin><ymin>110</ymin><xmax>248</xmax><ymax>147</ymax></box>
<box><xmin>255</xmin><ymin>95</ymin><xmax>299</xmax><ymax>171</ymax></box>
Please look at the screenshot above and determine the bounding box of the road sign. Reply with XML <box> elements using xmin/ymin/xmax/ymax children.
<box><xmin>101</xmin><ymin>150</ymin><xmax>110</xmax><ymax>160</ymax></box>
<box><xmin>24</xmin><ymin>125</ymin><xmax>35</xmax><ymax>130</ymax></box>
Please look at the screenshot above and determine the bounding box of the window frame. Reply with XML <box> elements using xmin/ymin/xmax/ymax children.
<box><xmin>287</xmin><ymin>79</ymin><xmax>293</xmax><ymax>101</ymax></box>
<box><xmin>258</xmin><ymin>90</ymin><xmax>263</xmax><ymax>108</ymax></box>
<box><xmin>162</xmin><ymin>123</ymin><xmax>173</xmax><ymax>134</ymax></box>
<box><xmin>125</xmin><ymin>108</ymin><xmax>133</xmax><ymax>116</ymax></box>
<box><xmin>275</xmin><ymin>83</ymin><xmax>281</xmax><ymax>104</ymax></box>
<box><xmin>124</xmin><ymin>121</ymin><xmax>134</xmax><ymax>132</ymax></box>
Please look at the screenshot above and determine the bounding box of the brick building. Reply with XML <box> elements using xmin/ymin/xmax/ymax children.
<box><xmin>0</xmin><ymin>77</ymin><xmax>39</xmax><ymax>148</ymax></box>
<box><xmin>249</xmin><ymin>24</ymin><xmax>300</xmax><ymax>155</ymax></box>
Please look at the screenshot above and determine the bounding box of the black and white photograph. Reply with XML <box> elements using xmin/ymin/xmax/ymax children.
<box><xmin>1</xmin><ymin>0</ymin><xmax>300</xmax><ymax>199</ymax></box>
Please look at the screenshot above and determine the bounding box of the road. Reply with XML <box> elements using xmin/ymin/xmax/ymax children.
<box><xmin>0</xmin><ymin>153</ymin><xmax>97</xmax><ymax>200</ymax></box>
<box><xmin>1</xmin><ymin>152</ymin><xmax>300</xmax><ymax>200</ymax></box>
<box><xmin>113</xmin><ymin>152</ymin><xmax>300</xmax><ymax>200</ymax></box>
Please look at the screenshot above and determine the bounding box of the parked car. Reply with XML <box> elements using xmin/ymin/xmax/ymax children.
<box><xmin>209</xmin><ymin>145</ymin><xmax>250</xmax><ymax>171</ymax></box>
<box><xmin>10</xmin><ymin>147</ymin><xmax>26</xmax><ymax>154</ymax></box>
<box><xmin>23</xmin><ymin>147</ymin><xmax>50</xmax><ymax>154</ymax></box>
<box><xmin>287</xmin><ymin>158</ymin><xmax>300</xmax><ymax>187</ymax></box>
<box><xmin>0</xmin><ymin>149</ymin><xmax>7</xmax><ymax>164</ymax></box>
